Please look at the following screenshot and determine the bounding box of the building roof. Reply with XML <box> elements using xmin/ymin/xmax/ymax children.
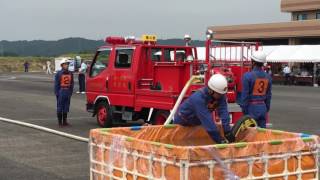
<box><xmin>281</xmin><ymin>0</ymin><xmax>320</xmax><ymax>12</ymax></box>
<box><xmin>208</xmin><ymin>20</ymin><xmax>320</xmax><ymax>40</ymax></box>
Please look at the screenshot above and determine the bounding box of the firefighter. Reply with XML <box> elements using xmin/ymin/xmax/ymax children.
<box><xmin>173</xmin><ymin>74</ymin><xmax>233</xmax><ymax>144</ymax></box>
<box><xmin>54</xmin><ymin>59</ymin><xmax>74</xmax><ymax>127</ymax></box>
<box><xmin>154</xmin><ymin>51</ymin><xmax>162</xmax><ymax>61</ymax></box>
<box><xmin>240</xmin><ymin>51</ymin><xmax>272</xmax><ymax>128</ymax></box>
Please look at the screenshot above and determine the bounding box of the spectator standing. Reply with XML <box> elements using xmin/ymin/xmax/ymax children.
<box><xmin>283</xmin><ymin>64</ymin><xmax>291</xmax><ymax>85</ymax></box>
<box><xmin>267</xmin><ymin>65</ymin><xmax>272</xmax><ymax>76</ymax></box>
<box><xmin>46</xmin><ymin>60</ymin><xmax>52</xmax><ymax>74</ymax></box>
<box><xmin>24</xmin><ymin>61</ymin><xmax>29</xmax><ymax>72</ymax></box>
<box><xmin>77</xmin><ymin>61</ymin><xmax>87</xmax><ymax>94</ymax></box>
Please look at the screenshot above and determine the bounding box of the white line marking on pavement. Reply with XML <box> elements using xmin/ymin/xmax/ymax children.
<box><xmin>0</xmin><ymin>116</ymin><xmax>88</xmax><ymax>142</ymax></box>
<box><xmin>23</xmin><ymin>117</ymin><xmax>93</xmax><ymax>121</ymax></box>
<box><xmin>0</xmin><ymin>76</ymin><xmax>16</xmax><ymax>81</ymax></box>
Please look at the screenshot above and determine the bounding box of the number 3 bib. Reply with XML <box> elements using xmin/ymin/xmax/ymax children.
<box><xmin>253</xmin><ymin>78</ymin><xmax>268</xmax><ymax>96</ymax></box>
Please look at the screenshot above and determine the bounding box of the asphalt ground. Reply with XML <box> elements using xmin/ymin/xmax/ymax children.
<box><xmin>0</xmin><ymin>72</ymin><xmax>319</xmax><ymax>180</ymax></box>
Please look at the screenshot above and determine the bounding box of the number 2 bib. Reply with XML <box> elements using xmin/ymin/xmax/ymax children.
<box><xmin>60</xmin><ymin>74</ymin><xmax>71</xmax><ymax>88</ymax></box>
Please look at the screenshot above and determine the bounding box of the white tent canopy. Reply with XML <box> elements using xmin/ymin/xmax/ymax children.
<box><xmin>288</xmin><ymin>45</ymin><xmax>320</xmax><ymax>62</ymax></box>
<box><xmin>264</xmin><ymin>45</ymin><xmax>320</xmax><ymax>63</ymax></box>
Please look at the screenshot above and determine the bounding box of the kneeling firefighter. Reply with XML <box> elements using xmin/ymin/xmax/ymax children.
<box><xmin>54</xmin><ymin>59</ymin><xmax>74</xmax><ymax>127</ymax></box>
<box><xmin>173</xmin><ymin>74</ymin><xmax>235</xmax><ymax>144</ymax></box>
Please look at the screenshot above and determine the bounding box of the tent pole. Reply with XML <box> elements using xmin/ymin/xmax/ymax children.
<box><xmin>313</xmin><ymin>63</ymin><xmax>318</xmax><ymax>87</ymax></box>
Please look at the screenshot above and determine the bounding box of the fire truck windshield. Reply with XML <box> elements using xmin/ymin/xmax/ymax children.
<box><xmin>90</xmin><ymin>49</ymin><xmax>111</xmax><ymax>77</ymax></box>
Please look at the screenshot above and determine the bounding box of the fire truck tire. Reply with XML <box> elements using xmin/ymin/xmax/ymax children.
<box><xmin>151</xmin><ymin>110</ymin><xmax>170</xmax><ymax>125</ymax></box>
<box><xmin>96</xmin><ymin>101</ymin><xmax>113</xmax><ymax>127</ymax></box>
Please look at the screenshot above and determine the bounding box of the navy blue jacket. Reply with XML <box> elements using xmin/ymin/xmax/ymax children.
<box><xmin>241</xmin><ymin>67</ymin><xmax>272</xmax><ymax>114</ymax></box>
<box><xmin>174</xmin><ymin>87</ymin><xmax>231</xmax><ymax>143</ymax></box>
<box><xmin>54</xmin><ymin>69</ymin><xmax>74</xmax><ymax>96</ymax></box>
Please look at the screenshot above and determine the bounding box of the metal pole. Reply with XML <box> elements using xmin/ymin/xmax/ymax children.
<box><xmin>212</xmin><ymin>40</ymin><xmax>257</xmax><ymax>45</ymax></box>
<box><xmin>205</xmin><ymin>40</ymin><xmax>211</xmax><ymax>82</ymax></box>
<box><xmin>240</xmin><ymin>42</ymin><xmax>244</xmax><ymax>78</ymax></box>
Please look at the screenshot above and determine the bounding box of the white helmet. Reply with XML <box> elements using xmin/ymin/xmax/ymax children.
<box><xmin>60</xmin><ymin>58</ymin><xmax>70</xmax><ymax>66</ymax></box>
<box><xmin>154</xmin><ymin>51</ymin><xmax>162</xmax><ymax>56</ymax></box>
<box><xmin>208</xmin><ymin>74</ymin><xmax>228</xmax><ymax>94</ymax></box>
<box><xmin>186</xmin><ymin>55</ymin><xmax>194</xmax><ymax>61</ymax></box>
<box><xmin>251</xmin><ymin>51</ymin><xmax>267</xmax><ymax>63</ymax></box>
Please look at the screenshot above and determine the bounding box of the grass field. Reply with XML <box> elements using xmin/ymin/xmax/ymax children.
<box><xmin>0</xmin><ymin>57</ymin><xmax>52</xmax><ymax>72</ymax></box>
<box><xmin>0</xmin><ymin>53</ymin><xmax>94</xmax><ymax>72</ymax></box>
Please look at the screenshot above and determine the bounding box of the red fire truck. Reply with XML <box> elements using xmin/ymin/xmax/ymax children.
<box><xmin>86</xmin><ymin>34</ymin><xmax>258</xmax><ymax>127</ymax></box>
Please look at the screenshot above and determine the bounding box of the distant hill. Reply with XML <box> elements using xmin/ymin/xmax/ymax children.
<box><xmin>0</xmin><ymin>38</ymin><xmax>104</xmax><ymax>57</ymax></box>
<box><xmin>0</xmin><ymin>38</ymin><xmax>205</xmax><ymax>57</ymax></box>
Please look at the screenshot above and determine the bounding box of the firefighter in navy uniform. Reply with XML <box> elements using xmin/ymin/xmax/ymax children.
<box><xmin>241</xmin><ymin>51</ymin><xmax>272</xmax><ymax>128</ymax></box>
<box><xmin>174</xmin><ymin>74</ymin><xmax>234</xmax><ymax>144</ymax></box>
<box><xmin>54</xmin><ymin>59</ymin><xmax>74</xmax><ymax>127</ymax></box>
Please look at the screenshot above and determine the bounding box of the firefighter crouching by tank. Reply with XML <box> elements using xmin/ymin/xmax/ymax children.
<box><xmin>240</xmin><ymin>51</ymin><xmax>272</xmax><ymax>128</ymax></box>
<box><xmin>173</xmin><ymin>74</ymin><xmax>234</xmax><ymax>144</ymax></box>
<box><xmin>54</xmin><ymin>59</ymin><xmax>74</xmax><ymax>127</ymax></box>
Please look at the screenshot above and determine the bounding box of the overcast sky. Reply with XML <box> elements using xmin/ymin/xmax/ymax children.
<box><xmin>0</xmin><ymin>0</ymin><xmax>290</xmax><ymax>41</ymax></box>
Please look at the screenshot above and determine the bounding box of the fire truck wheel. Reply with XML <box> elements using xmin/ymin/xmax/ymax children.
<box><xmin>152</xmin><ymin>110</ymin><xmax>170</xmax><ymax>125</ymax></box>
<box><xmin>96</xmin><ymin>101</ymin><xmax>113</xmax><ymax>127</ymax></box>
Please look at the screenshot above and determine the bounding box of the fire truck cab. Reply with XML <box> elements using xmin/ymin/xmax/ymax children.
<box><xmin>86</xmin><ymin>35</ymin><xmax>205</xmax><ymax>127</ymax></box>
<box><xmin>86</xmin><ymin>35</ymin><xmax>258</xmax><ymax>127</ymax></box>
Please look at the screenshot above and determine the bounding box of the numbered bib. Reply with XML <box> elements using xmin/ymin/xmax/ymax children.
<box><xmin>60</xmin><ymin>74</ymin><xmax>71</xmax><ymax>88</ymax></box>
<box><xmin>253</xmin><ymin>78</ymin><xmax>268</xmax><ymax>96</ymax></box>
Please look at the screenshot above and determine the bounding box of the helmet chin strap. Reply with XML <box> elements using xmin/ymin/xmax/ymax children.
<box><xmin>207</xmin><ymin>88</ymin><xmax>216</xmax><ymax>96</ymax></box>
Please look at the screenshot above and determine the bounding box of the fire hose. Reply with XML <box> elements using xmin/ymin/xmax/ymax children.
<box><xmin>0</xmin><ymin>116</ymin><xmax>88</xmax><ymax>142</ymax></box>
<box><xmin>164</xmin><ymin>75</ymin><xmax>202</xmax><ymax>125</ymax></box>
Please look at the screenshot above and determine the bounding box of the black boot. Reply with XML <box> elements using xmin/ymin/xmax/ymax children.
<box><xmin>57</xmin><ymin>113</ymin><xmax>63</xmax><ymax>127</ymax></box>
<box><xmin>62</xmin><ymin>113</ymin><xmax>70</xmax><ymax>126</ymax></box>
